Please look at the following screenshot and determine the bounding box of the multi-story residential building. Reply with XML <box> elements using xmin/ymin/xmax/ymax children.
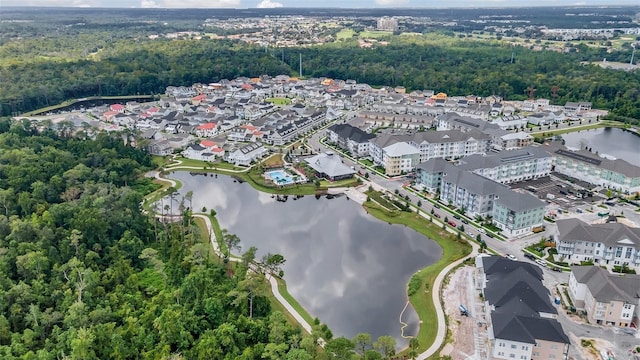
<box><xmin>569</xmin><ymin>266</ymin><xmax>639</xmax><ymax>327</ymax></box>
<box><xmin>415</xmin><ymin>158</ymin><xmax>450</xmax><ymax>194</ymax></box>
<box><xmin>408</xmin><ymin>129</ymin><xmax>491</xmax><ymax>162</ymax></box>
<box><xmin>459</xmin><ymin>147</ymin><xmax>554</xmax><ymax>184</ymax></box>
<box><xmin>491</xmin><ymin>190</ymin><xmax>546</xmax><ymax>237</ymax></box>
<box><xmin>325</xmin><ymin>124</ymin><xmax>375</xmax><ymax>157</ymax></box>
<box><xmin>377</xmin><ymin>17</ymin><xmax>398</xmax><ymax>32</ymax></box>
<box><xmin>495</xmin><ymin>132</ymin><xmax>534</xmax><ymax>151</ymax></box>
<box><xmin>225</xmin><ymin>142</ymin><xmax>268</xmax><ymax>166</ymax></box>
<box><xmin>417</xmin><ymin>151</ymin><xmax>547</xmax><ymax>237</ymax></box>
<box><xmin>556</xmin><ymin>218</ymin><xmax>640</xmax><ymax>272</ymax></box>
<box><xmin>369</xmin><ymin>134</ymin><xmax>420</xmax><ymax>176</ymax></box>
<box><xmin>546</xmin><ymin>142</ymin><xmax>640</xmax><ymax>193</ymax></box>
<box><xmin>476</xmin><ymin>255</ymin><xmax>570</xmax><ymax>360</ymax></box>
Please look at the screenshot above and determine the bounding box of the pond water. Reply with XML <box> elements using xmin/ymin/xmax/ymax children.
<box><xmin>561</xmin><ymin>127</ymin><xmax>640</xmax><ymax>164</ymax></box>
<box><xmin>168</xmin><ymin>172</ymin><xmax>442</xmax><ymax>348</ymax></box>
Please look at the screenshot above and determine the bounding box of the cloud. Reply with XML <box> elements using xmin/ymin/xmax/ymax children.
<box><xmin>374</xmin><ymin>0</ymin><xmax>409</xmax><ymax>5</ymax></box>
<box><xmin>256</xmin><ymin>0</ymin><xmax>283</xmax><ymax>7</ymax></box>
<box><xmin>142</xmin><ymin>0</ymin><xmax>242</xmax><ymax>8</ymax></box>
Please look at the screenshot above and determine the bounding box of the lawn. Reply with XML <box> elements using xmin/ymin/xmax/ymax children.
<box><xmin>167</xmin><ymin>157</ymin><xmax>247</xmax><ymax>171</ymax></box>
<box><xmin>362</xmin><ymin>201</ymin><xmax>471</xmax><ymax>355</ymax></box>
<box><xmin>530</xmin><ymin>120</ymin><xmax>623</xmax><ymax>138</ymax></box>
<box><xmin>319</xmin><ymin>177</ymin><xmax>360</xmax><ymax>188</ymax></box>
<box><xmin>336</xmin><ymin>28</ymin><xmax>356</xmax><ymax>40</ymax></box>
<box><xmin>359</xmin><ymin>30</ymin><xmax>393</xmax><ymax>39</ymax></box>
<box><xmin>265</xmin><ymin>97</ymin><xmax>292</xmax><ymax>105</ymax></box>
<box><xmin>275</xmin><ymin>277</ymin><xmax>315</xmax><ymax>327</ymax></box>
<box><xmin>263</xmin><ymin>153</ymin><xmax>285</xmax><ymax>168</ymax></box>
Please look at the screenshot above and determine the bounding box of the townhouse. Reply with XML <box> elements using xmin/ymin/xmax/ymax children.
<box><xmin>325</xmin><ymin>123</ymin><xmax>375</xmax><ymax>158</ymax></box>
<box><xmin>556</xmin><ymin>218</ymin><xmax>640</xmax><ymax>272</ymax></box>
<box><xmin>569</xmin><ymin>266</ymin><xmax>639</xmax><ymax>327</ymax></box>
<box><xmin>476</xmin><ymin>255</ymin><xmax>570</xmax><ymax>360</ymax></box>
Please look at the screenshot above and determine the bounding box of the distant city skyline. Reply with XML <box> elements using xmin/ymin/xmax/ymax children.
<box><xmin>2</xmin><ymin>0</ymin><xmax>639</xmax><ymax>9</ymax></box>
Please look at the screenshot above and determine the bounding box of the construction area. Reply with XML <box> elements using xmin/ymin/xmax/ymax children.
<box><xmin>440</xmin><ymin>265</ymin><xmax>489</xmax><ymax>360</ymax></box>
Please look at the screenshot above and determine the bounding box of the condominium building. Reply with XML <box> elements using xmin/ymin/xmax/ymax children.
<box><xmin>325</xmin><ymin>123</ymin><xmax>375</xmax><ymax>158</ymax></box>
<box><xmin>459</xmin><ymin>147</ymin><xmax>554</xmax><ymax>184</ymax></box>
<box><xmin>569</xmin><ymin>266</ymin><xmax>639</xmax><ymax>327</ymax></box>
<box><xmin>545</xmin><ymin>142</ymin><xmax>640</xmax><ymax>193</ymax></box>
<box><xmin>556</xmin><ymin>218</ymin><xmax>640</xmax><ymax>272</ymax></box>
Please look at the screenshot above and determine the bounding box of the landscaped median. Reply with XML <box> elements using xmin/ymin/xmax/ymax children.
<box><xmin>362</xmin><ymin>200</ymin><xmax>472</xmax><ymax>356</ymax></box>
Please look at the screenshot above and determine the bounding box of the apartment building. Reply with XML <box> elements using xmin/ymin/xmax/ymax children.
<box><xmin>569</xmin><ymin>266</ymin><xmax>639</xmax><ymax>327</ymax></box>
<box><xmin>459</xmin><ymin>147</ymin><xmax>554</xmax><ymax>184</ymax></box>
<box><xmin>556</xmin><ymin>218</ymin><xmax>640</xmax><ymax>272</ymax></box>
<box><xmin>325</xmin><ymin>123</ymin><xmax>375</xmax><ymax>158</ymax></box>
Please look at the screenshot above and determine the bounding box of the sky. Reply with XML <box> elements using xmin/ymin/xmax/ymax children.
<box><xmin>2</xmin><ymin>0</ymin><xmax>639</xmax><ymax>8</ymax></box>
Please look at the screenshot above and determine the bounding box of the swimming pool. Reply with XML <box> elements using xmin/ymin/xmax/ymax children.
<box><xmin>266</xmin><ymin>170</ymin><xmax>295</xmax><ymax>185</ymax></box>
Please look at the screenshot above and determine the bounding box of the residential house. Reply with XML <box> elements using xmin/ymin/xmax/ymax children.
<box><xmin>569</xmin><ymin>266</ymin><xmax>638</xmax><ymax>327</ymax></box>
<box><xmin>225</xmin><ymin>142</ymin><xmax>268</xmax><ymax>166</ymax></box>
<box><xmin>476</xmin><ymin>255</ymin><xmax>570</xmax><ymax>360</ymax></box>
<box><xmin>195</xmin><ymin>122</ymin><xmax>218</xmax><ymax>137</ymax></box>
<box><xmin>556</xmin><ymin>218</ymin><xmax>640</xmax><ymax>272</ymax></box>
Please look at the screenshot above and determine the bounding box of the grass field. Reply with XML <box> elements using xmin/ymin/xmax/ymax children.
<box><xmin>336</xmin><ymin>28</ymin><xmax>356</xmax><ymax>40</ymax></box>
<box><xmin>263</xmin><ymin>153</ymin><xmax>285</xmax><ymax>168</ymax></box>
<box><xmin>265</xmin><ymin>97</ymin><xmax>292</xmax><ymax>105</ymax></box>
<box><xmin>363</xmin><ymin>200</ymin><xmax>471</xmax><ymax>356</ymax></box>
<box><xmin>359</xmin><ymin>30</ymin><xmax>393</xmax><ymax>39</ymax></box>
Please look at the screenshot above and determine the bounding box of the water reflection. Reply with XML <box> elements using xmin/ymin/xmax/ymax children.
<box><xmin>170</xmin><ymin>172</ymin><xmax>442</xmax><ymax>348</ymax></box>
<box><xmin>561</xmin><ymin>127</ymin><xmax>640</xmax><ymax>163</ymax></box>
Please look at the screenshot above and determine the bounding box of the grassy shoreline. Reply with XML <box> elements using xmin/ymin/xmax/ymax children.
<box><xmin>362</xmin><ymin>201</ymin><xmax>471</xmax><ymax>356</ymax></box>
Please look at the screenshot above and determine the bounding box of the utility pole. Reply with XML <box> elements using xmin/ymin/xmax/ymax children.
<box><xmin>299</xmin><ymin>53</ymin><xmax>302</xmax><ymax>78</ymax></box>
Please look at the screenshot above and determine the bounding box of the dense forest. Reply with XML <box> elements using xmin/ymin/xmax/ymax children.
<box><xmin>0</xmin><ymin>121</ymin><xmax>408</xmax><ymax>359</ymax></box>
<box><xmin>1</xmin><ymin>32</ymin><xmax>639</xmax><ymax>119</ymax></box>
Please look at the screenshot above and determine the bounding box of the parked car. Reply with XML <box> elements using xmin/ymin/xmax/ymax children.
<box><xmin>524</xmin><ymin>253</ymin><xmax>535</xmax><ymax>260</ymax></box>
<box><xmin>486</xmin><ymin>232</ymin><xmax>494</xmax><ymax>238</ymax></box>
<box><xmin>453</xmin><ymin>214</ymin><xmax>461</xmax><ymax>220</ymax></box>
<box><xmin>461</xmin><ymin>219</ymin><xmax>469</xmax><ymax>224</ymax></box>
<box><xmin>448</xmin><ymin>221</ymin><xmax>457</xmax><ymax>227</ymax></box>
<box><xmin>505</xmin><ymin>254</ymin><xmax>517</xmax><ymax>261</ymax></box>
<box><xmin>434</xmin><ymin>213</ymin><xmax>441</xmax><ymax>218</ymax></box>
<box><xmin>434</xmin><ymin>204</ymin><xmax>441</xmax><ymax>209</ymax></box>
<box><xmin>535</xmin><ymin>259</ymin><xmax>547</xmax><ymax>267</ymax></box>
<box><xmin>552</xmin><ymin>267</ymin><xmax>563</xmax><ymax>272</ymax></box>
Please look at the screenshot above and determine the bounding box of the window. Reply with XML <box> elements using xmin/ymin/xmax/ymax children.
<box><xmin>522</xmin><ymin>346</ymin><xmax>528</xmax><ymax>350</ymax></box>
<box><xmin>511</xmin><ymin>344</ymin><xmax>517</xmax><ymax>349</ymax></box>
<box><xmin>549</xmin><ymin>355</ymin><xmax>556</xmax><ymax>359</ymax></box>
<box><xmin>521</xmin><ymin>356</ymin><xmax>527</xmax><ymax>360</ymax></box>
<box><xmin>510</xmin><ymin>354</ymin><xmax>516</xmax><ymax>358</ymax></box>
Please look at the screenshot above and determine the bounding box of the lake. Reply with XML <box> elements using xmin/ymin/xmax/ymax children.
<box><xmin>168</xmin><ymin>172</ymin><xmax>442</xmax><ymax>348</ymax></box>
<box><xmin>561</xmin><ymin>127</ymin><xmax>640</xmax><ymax>164</ymax></box>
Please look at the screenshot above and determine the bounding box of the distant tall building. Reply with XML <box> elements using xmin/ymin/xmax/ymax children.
<box><xmin>376</xmin><ymin>17</ymin><xmax>398</xmax><ymax>32</ymax></box>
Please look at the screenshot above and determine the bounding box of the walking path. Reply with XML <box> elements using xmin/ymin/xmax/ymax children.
<box><xmin>155</xmin><ymin>163</ymin><xmax>477</xmax><ymax>357</ymax></box>
<box><xmin>193</xmin><ymin>214</ymin><xmax>314</xmax><ymax>335</ymax></box>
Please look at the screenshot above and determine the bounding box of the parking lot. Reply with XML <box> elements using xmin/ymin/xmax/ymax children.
<box><xmin>511</xmin><ymin>174</ymin><xmax>602</xmax><ymax>215</ymax></box>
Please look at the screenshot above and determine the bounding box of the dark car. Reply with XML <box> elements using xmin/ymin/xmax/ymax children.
<box><xmin>461</xmin><ymin>219</ymin><xmax>469</xmax><ymax>224</ymax></box>
<box><xmin>552</xmin><ymin>267</ymin><xmax>563</xmax><ymax>272</ymax></box>
<box><xmin>486</xmin><ymin>232</ymin><xmax>494</xmax><ymax>238</ymax></box>
<box><xmin>524</xmin><ymin>253</ymin><xmax>535</xmax><ymax>260</ymax></box>
<box><xmin>434</xmin><ymin>213</ymin><xmax>441</xmax><ymax>218</ymax></box>
<box><xmin>434</xmin><ymin>204</ymin><xmax>441</xmax><ymax>209</ymax></box>
<box><xmin>453</xmin><ymin>214</ymin><xmax>461</xmax><ymax>220</ymax></box>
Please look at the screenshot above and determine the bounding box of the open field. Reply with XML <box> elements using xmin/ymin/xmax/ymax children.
<box><xmin>359</xmin><ymin>30</ymin><xmax>393</xmax><ymax>39</ymax></box>
<box><xmin>336</xmin><ymin>28</ymin><xmax>356</xmax><ymax>40</ymax></box>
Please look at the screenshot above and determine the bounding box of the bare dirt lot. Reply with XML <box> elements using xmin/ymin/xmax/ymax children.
<box><xmin>441</xmin><ymin>265</ymin><xmax>480</xmax><ymax>360</ymax></box>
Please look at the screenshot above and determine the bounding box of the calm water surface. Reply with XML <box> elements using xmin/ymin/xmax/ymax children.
<box><xmin>561</xmin><ymin>127</ymin><xmax>640</xmax><ymax>164</ymax></box>
<box><xmin>170</xmin><ymin>172</ymin><xmax>442</xmax><ymax>347</ymax></box>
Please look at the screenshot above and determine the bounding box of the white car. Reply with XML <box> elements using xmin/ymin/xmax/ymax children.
<box><xmin>505</xmin><ymin>254</ymin><xmax>517</xmax><ymax>261</ymax></box>
<box><xmin>535</xmin><ymin>259</ymin><xmax>547</xmax><ymax>267</ymax></box>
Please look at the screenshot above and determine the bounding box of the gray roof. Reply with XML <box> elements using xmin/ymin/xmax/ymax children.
<box><xmin>416</xmin><ymin>158</ymin><xmax>450</xmax><ymax>173</ymax></box>
<box><xmin>480</xmin><ymin>256</ymin><xmax>569</xmax><ymax>345</ymax></box>
<box><xmin>494</xmin><ymin>187</ymin><xmax>546</xmax><ymax>212</ymax></box>
<box><xmin>557</xmin><ymin>218</ymin><xmax>640</xmax><ymax>248</ymax></box>
<box><xmin>304</xmin><ymin>152</ymin><xmax>356</xmax><ymax>178</ymax></box>
<box><xmin>546</xmin><ymin>141</ymin><xmax>640</xmax><ymax>178</ymax></box>
<box><xmin>437</xmin><ymin>112</ymin><xmax>502</xmax><ymax>132</ymax></box>
<box><xmin>459</xmin><ymin>146</ymin><xmax>553</xmax><ymax>171</ymax></box>
<box><xmin>411</xmin><ymin>129</ymin><xmax>490</xmax><ymax>144</ymax></box>
<box><xmin>443</xmin><ymin>167</ymin><xmax>507</xmax><ymax>196</ymax></box>
<box><xmin>571</xmin><ymin>266</ymin><xmax>640</xmax><ymax>303</ymax></box>
<box><xmin>327</xmin><ymin>123</ymin><xmax>375</xmax><ymax>143</ymax></box>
